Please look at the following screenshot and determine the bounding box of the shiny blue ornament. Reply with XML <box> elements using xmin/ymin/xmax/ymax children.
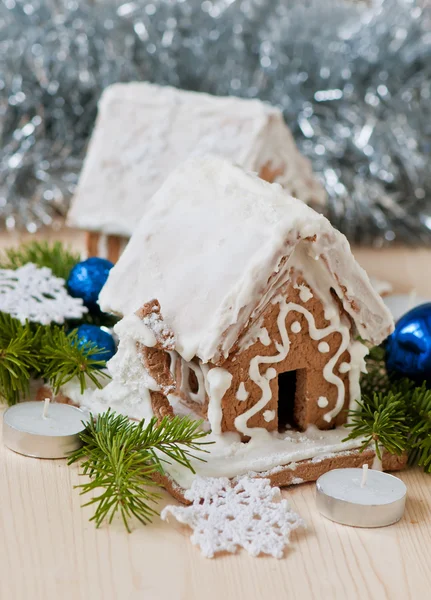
<box><xmin>386</xmin><ymin>303</ymin><xmax>431</xmax><ymax>384</ymax></box>
<box><xmin>67</xmin><ymin>257</ymin><xmax>113</xmax><ymax>308</ymax></box>
<box><xmin>75</xmin><ymin>324</ymin><xmax>116</xmax><ymax>365</ymax></box>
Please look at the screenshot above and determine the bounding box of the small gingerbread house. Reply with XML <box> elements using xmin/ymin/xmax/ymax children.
<box><xmin>67</xmin><ymin>83</ymin><xmax>325</xmax><ymax>262</ymax></box>
<box><xmin>95</xmin><ymin>156</ymin><xmax>397</xmax><ymax>493</ymax></box>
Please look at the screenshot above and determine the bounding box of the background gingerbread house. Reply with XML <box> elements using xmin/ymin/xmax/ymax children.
<box><xmin>67</xmin><ymin>83</ymin><xmax>325</xmax><ymax>262</ymax></box>
<box><xmin>99</xmin><ymin>157</ymin><xmax>394</xmax><ymax>483</ymax></box>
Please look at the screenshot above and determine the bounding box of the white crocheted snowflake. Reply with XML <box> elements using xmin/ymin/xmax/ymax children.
<box><xmin>161</xmin><ymin>476</ymin><xmax>305</xmax><ymax>558</ymax></box>
<box><xmin>0</xmin><ymin>263</ymin><xmax>87</xmax><ymax>325</ymax></box>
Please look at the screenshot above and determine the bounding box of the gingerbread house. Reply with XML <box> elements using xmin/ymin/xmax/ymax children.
<box><xmin>74</xmin><ymin>156</ymin><xmax>400</xmax><ymax>497</ymax></box>
<box><xmin>67</xmin><ymin>82</ymin><xmax>325</xmax><ymax>262</ymax></box>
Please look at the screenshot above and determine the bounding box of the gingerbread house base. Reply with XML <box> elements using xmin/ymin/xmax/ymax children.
<box><xmin>154</xmin><ymin>448</ymin><xmax>407</xmax><ymax>505</ymax></box>
<box><xmin>49</xmin><ymin>375</ymin><xmax>407</xmax><ymax>505</ymax></box>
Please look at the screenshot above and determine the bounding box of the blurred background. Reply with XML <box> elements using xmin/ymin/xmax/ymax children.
<box><xmin>0</xmin><ymin>0</ymin><xmax>430</xmax><ymax>246</ymax></box>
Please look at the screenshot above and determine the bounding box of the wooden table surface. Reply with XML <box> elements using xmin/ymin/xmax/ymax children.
<box><xmin>1</xmin><ymin>228</ymin><xmax>431</xmax><ymax>600</ymax></box>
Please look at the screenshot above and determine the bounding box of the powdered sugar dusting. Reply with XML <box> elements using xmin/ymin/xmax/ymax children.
<box><xmin>161</xmin><ymin>476</ymin><xmax>304</xmax><ymax>559</ymax></box>
<box><xmin>141</xmin><ymin>308</ymin><xmax>176</xmax><ymax>349</ymax></box>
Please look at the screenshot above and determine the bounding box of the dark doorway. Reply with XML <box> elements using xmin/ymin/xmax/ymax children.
<box><xmin>277</xmin><ymin>370</ymin><xmax>297</xmax><ymax>431</ymax></box>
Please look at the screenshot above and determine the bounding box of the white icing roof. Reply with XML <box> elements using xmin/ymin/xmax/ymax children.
<box><xmin>67</xmin><ymin>82</ymin><xmax>325</xmax><ymax>237</ymax></box>
<box><xmin>99</xmin><ymin>156</ymin><xmax>394</xmax><ymax>363</ymax></box>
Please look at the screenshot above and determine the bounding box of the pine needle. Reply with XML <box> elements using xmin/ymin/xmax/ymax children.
<box><xmin>0</xmin><ymin>314</ymin><xmax>38</xmax><ymax>404</ymax></box>
<box><xmin>0</xmin><ymin>313</ymin><xmax>109</xmax><ymax>404</ymax></box>
<box><xmin>68</xmin><ymin>410</ymin><xmax>212</xmax><ymax>532</ymax></box>
<box><xmin>407</xmin><ymin>384</ymin><xmax>431</xmax><ymax>472</ymax></box>
<box><xmin>0</xmin><ymin>241</ymin><xmax>80</xmax><ymax>280</ymax></box>
<box><xmin>40</xmin><ymin>328</ymin><xmax>110</xmax><ymax>394</ymax></box>
<box><xmin>344</xmin><ymin>391</ymin><xmax>409</xmax><ymax>459</ymax></box>
<box><xmin>345</xmin><ymin>344</ymin><xmax>431</xmax><ymax>470</ymax></box>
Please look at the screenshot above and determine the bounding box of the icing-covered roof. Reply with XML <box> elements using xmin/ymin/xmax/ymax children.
<box><xmin>67</xmin><ymin>82</ymin><xmax>325</xmax><ymax>237</ymax></box>
<box><xmin>99</xmin><ymin>156</ymin><xmax>393</xmax><ymax>363</ymax></box>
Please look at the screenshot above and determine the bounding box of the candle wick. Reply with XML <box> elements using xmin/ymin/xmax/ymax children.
<box><xmin>42</xmin><ymin>398</ymin><xmax>50</xmax><ymax>420</ymax></box>
<box><xmin>361</xmin><ymin>464</ymin><xmax>369</xmax><ymax>488</ymax></box>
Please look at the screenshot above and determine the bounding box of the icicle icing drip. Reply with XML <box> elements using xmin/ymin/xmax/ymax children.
<box><xmin>206</xmin><ymin>368</ymin><xmax>233</xmax><ymax>435</ymax></box>
<box><xmin>347</xmin><ymin>340</ymin><xmax>369</xmax><ymax>415</ymax></box>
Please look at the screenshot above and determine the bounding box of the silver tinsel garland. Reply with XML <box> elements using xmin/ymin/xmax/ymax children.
<box><xmin>0</xmin><ymin>0</ymin><xmax>430</xmax><ymax>244</ymax></box>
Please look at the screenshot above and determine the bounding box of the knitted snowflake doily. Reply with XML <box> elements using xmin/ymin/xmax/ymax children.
<box><xmin>161</xmin><ymin>476</ymin><xmax>305</xmax><ymax>558</ymax></box>
<box><xmin>0</xmin><ymin>263</ymin><xmax>87</xmax><ymax>324</ymax></box>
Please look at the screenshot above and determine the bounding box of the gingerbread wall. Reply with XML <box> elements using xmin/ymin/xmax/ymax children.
<box><xmin>175</xmin><ymin>272</ymin><xmax>353</xmax><ymax>435</ymax></box>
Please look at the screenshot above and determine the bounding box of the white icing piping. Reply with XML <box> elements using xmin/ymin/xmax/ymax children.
<box><xmin>236</xmin><ymin>382</ymin><xmax>249</xmax><ymax>401</ymax></box>
<box><xmin>294</xmin><ymin>283</ymin><xmax>313</xmax><ymax>303</ymax></box>
<box><xmin>234</xmin><ymin>299</ymin><xmax>291</xmax><ymax>436</ymax></box>
<box><xmin>291</xmin><ymin>321</ymin><xmax>301</xmax><ymax>333</ymax></box>
<box><xmin>318</xmin><ymin>341</ymin><xmax>330</xmax><ymax>353</ymax></box>
<box><xmin>263</xmin><ymin>410</ymin><xmax>275</xmax><ymax>422</ymax></box>
<box><xmin>235</xmin><ymin>298</ymin><xmax>352</xmax><ymax>435</ymax></box>
<box><xmin>258</xmin><ymin>328</ymin><xmax>271</xmax><ymax>346</ymax></box>
<box><xmin>347</xmin><ymin>340</ymin><xmax>369</xmax><ymax>417</ymax></box>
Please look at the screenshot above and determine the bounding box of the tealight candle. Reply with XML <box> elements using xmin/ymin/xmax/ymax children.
<box><xmin>3</xmin><ymin>400</ymin><xmax>87</xmax><ymax>459</ymax></box>
<box><xmin>316</xmin><ymin>465</ymin><xmax>407</xmax><ymax>528</ymax></box>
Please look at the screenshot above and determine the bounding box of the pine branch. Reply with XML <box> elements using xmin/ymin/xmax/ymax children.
<box><xmin>407</xmin><ymin>384</ymin><xmax>431</xmax><ymax>472</ymax></box>
<box><xmin>346</xmin><ymin>344</ymin><xmax>431</xmax><ymax>471</ymax></box>
<box><xmin>0</xmin><ymin>313</ymin><xmax>110</xmax><ymax>404</ymax></box>
<box><xmin>360</xmin><ymin>344</ymin><xmax>393</xmax><ymax>397</ymax></box>
<box><xmin>68</xmin><ymin>410</ymin><xmax>211</xmax><ymax>532</ymax></box>
<box><xmin>0</xmin><ymin>314</ymin><xmax>39</xmax><ymax>404</ymax></box>
<box><xmin>344</xmin><ymin>391</ymin><xmax>409</xmax><ymax>459</ymax></box>
<box><xmin>38</xmin><ymin>328</ymin><xmax>110</xmax><ymax>394</ymax></box>
<box><xmin>0</xmin><ymin>241</ymin><xmax>80</xmax><ymax>280</ymax></box>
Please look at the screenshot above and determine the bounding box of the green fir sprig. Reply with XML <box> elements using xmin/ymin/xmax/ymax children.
<box><xmin>0</xmin><ymin>313</ymin><xmax>109</xmax><ymax>405</ymax></box>
<box><xmin>0</xmin><ymin>240</ymin><xmax>114</xmax><ymax>403</ymax></box>
<box><xmin>405</xmin><ymin>384</ymin><xmax>431</xmax><ymax>472</ymax></box>
<box><xmin>0</xmin><ymin>314</ymin><xmax>40</xmax><ymax>405</ymax></box>
<box><xmin>344</xmin><ymin>346</ymin><xmax>431</xmax><ymax>471</ymax></box>
<box><xmin>344</xmin><ymin>390</ymin><xmax>409</xmax><ymax>460</ymax></box>
<box><xmin>39</xmin><ymin>327</ymin><xmax>109</xmax><ymax>394</ymax></box>
<box><xmin>0</xmin><ymin>240</ymin><xmax>80</xmax><ymax>279</ymax></box>
<box><xmin>68</xmin><ymin>410</ymin><xmax>211</xmax><ymax>532</ymax></box>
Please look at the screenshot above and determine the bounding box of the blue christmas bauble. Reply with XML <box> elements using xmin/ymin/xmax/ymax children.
<box><xmin>67</xmin><ymin>257</ymin><xmax>113</xmax><ymax>307</ymax></box>
<box><xmin>386</xmin><ymin>303</ymin><xmax>431</xmax><ymax>383</ymax></box>
<box><xmin>75</xmin><ymin>324</ymin><xmax>116</xmax><ymax>364</ymax></box>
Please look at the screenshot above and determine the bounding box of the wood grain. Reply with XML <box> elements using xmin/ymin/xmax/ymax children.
<box><xmin>0</xmin><ymin>228</ymin><xmax>430</xmax><ymax>600</ymax></box>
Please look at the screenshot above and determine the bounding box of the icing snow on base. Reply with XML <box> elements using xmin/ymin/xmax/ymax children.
<box><xmin>162</xmin><ymin>425</ymin><xmax>364</xmax><ymax>490</ymax></box>
<box><xmin>161</xmin><ymin>475</ymin><xmax>304</xmax><ymax>558</ymax></box>
<box><xmin>61</xmin><ymin>373</ymin><xmax>365</xmax><ymax>492</ymax></box>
